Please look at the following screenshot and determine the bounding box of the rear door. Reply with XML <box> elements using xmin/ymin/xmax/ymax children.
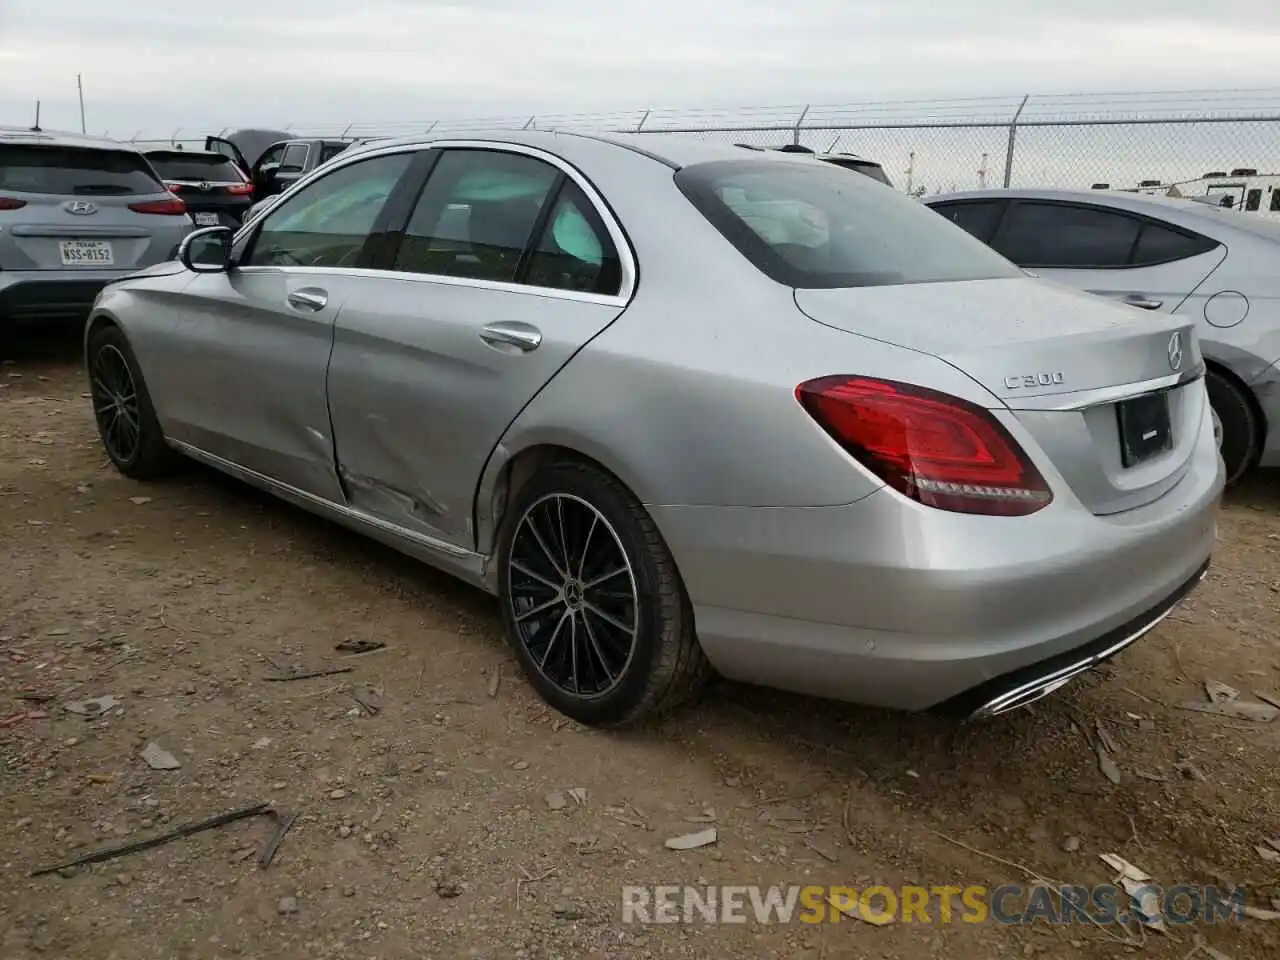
<box><xmin>986</xmin><ymin>199</ymin><xmax>1225</xmax><ymax>316</ymax></box>
<box><xmin>325</xmin><ymin>144</ymin><xmax>632</xmax><ymax>549</ymax></box>
<box><xmin>0</xmin><ymin>142</ymin><xmax>183</xmax><ymax>271</ymax></box>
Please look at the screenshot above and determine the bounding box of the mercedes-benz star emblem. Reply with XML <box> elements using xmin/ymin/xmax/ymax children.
<box><xmin>1167</xmin><ymin>331</ymin><xmax>1184</xmax><ymax>371</ymax></box>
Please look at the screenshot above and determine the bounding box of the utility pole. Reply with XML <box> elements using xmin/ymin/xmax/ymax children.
<box><xmin>77</xmin><ymin>74</ymin><xmax>86</xmax><ymax>133</ymax></box>
<box><xmin>905</xmin><ymin>151</ymin><xmax>916</xmax><ymax>195</ymax></box>
<box><xmin>32</xmin><ymin>99</ymin><xmax>42</xmax><ymax>132</ymax></box>
<box><xmin>978</xmin><ymin>152</ymin><xmax>989</xmax><ymax>188</ymax></box>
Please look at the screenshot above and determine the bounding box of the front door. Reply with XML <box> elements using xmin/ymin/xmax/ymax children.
<box><xmin>145</xmin><ymin>148</ymin><xmax>418</xmax><ymax>499</ymax></box>
<box><xmin>326</xmin><ymin>145</ymin><xmax>631</xmax><ymax>549</ymax></box>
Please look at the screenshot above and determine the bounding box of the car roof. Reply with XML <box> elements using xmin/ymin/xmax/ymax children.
<box><xmin>338</xmin><ymin>128</ymin><xmax>829</xmax><ymax>171</ymax></box>
<box><xmin>0</xmin><ymin>126</ymin><xmax>138</xmax><ymax>151</ymax></box>
<box><xmin>926</xmin><ymin>186</ymin><xmax>1280</xmax><ymax>244</ymax></box>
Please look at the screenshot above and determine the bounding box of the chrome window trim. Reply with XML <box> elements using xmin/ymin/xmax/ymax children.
<box><xmin>231</xmin><ymin>138</ymin><xmax>638</xmax><ymax>306</ymax></box>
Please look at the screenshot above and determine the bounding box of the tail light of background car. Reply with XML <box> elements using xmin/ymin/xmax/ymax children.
<box><xmin>227</xmin><ymin>182</ymin><xmax>254</xmax><ymax>196</ymax></box>
<box><xmin>0</xmin><ymin>197</ymin><xmax>28</xmax><ymax>211</ymax></box>
<box><xmin>796</xmin><ymin>375</ymin><xmax>1053</xmax><ymax>516</ymax></box>
<box><xmin>128</xmin><ymin>196</ymin><xmax>188</xmax><ymax>216</ymax></box>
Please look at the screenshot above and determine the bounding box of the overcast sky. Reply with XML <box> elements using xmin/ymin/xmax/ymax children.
<box><xmin>3</xmin><ymin>0</ymin><xmax>1280</xmax><ymax>137</ymax></box>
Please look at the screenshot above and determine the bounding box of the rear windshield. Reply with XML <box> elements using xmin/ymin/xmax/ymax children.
<box><xmin>675</xmin><ymin>159</ymin><xmax>1021</xmax><ymax>289</ymax></box>
<box><xmin>144</xmin><ymin>152</ymin><xmax>245</xmax><ymax>183</ymax></box>
<box><xmin>0</xmin><ymin>144</ymin><xmax>162</xmax><ymax>196</ymax></box>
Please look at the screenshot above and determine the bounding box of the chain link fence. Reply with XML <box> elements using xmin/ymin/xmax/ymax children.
<box><xmin>115</xmin><ymin>89</ymin><xmax>1280</xmax><ymax>195</ymax></box>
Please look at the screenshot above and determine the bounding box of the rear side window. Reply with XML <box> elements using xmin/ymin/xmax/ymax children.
<box><xmin>523</xmin><ymin>181</ymin><xmax>622</xmax><ymax>295</ymax></box>
<box><xmin>144</xmin><ymin>152</ymin><xmax>246</xmax><ymax>183</ymax></box>
<box><xmin>931</xmin><ymin>200</ymin><xmax>1004</xmax><ymax>243</ymax></box>
<box><xmin>0</xmin><ymin>144</ymin><xmax>162</xmax><ymax>196</ymax></box>
<box><xmin>675</xmin><ymin>160</ymin><xmax>1020</xmax><ymax>289</ymax></box>
<box><xmin>1246</xmin><ymin>189</ymin><xmax>1262</xmax><ymax>212</ymax></box>
<box><xmin>994</xmin><ymin>202</ymin><xmax>1139</xmax><ymax>268</ymax></box>
<box><xmin>1130</xmin><ymin>223</ymin><xmax>1217</xmax><ymax>266</ymax></box>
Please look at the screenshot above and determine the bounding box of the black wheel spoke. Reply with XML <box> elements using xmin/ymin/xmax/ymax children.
<box><xmin>507</xmin><ymin>493</ymin><xmax>638</xmax><ymax>699</ymax></box>
<box><xmin>579</xmin><ymin>612</ymin><xmax>617</xmax><ymax>683</ymax></box>
<box><xmin>526</xmin><ymin>515</ymin><xmax>567</xmax><ymax>579</ymax></box>
<box><xmin>576</xmin><ymin>514</ymin><xmax>598</xmax><ymax>579</ymax></box>
<box><xmin>584</xmin><ymin>566</ymin><xmax>628</xmax><ymax>590</ymax></box>
<box><xmin>510</xmin><ymin>559</ymin><xmax>560</xmax><ymax>592</ymax></box>
<box><xmin>538</xmin><ymin>610</ymin><xmax>570</xmax><ymax>670</ymax></box>
<box><xmin>515</xmin><ymin>595</ymin><xmax>564</xmax><ymax>623</ymax></box>
<box><xmin>584</xmin><ymin>601</ymin><xmax>635</xmax><ymax>637</ymax></box>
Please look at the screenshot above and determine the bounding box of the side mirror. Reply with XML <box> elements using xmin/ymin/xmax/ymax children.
<box><xmin>179</xmin><ymin>226</ymin><xmax>234</xmax><ymax>273</ymax></box>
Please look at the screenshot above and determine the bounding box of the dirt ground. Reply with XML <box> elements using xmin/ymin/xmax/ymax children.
<box><xmin>2</xmin><ymin>336</ymin><xmax>1279</xmax><ymax>960</ymax></box>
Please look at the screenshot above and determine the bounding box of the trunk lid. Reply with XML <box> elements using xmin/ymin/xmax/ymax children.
<box><xmin>794</xmin><ymin>276</ymin><xmax>1205</xmax><ymax>515</ymax></box>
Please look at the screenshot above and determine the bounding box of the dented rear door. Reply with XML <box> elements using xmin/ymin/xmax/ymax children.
<box><xmin>326</xmin><ymin>278</ymin><xmax>624</xmax><ymax>551</ymax></box>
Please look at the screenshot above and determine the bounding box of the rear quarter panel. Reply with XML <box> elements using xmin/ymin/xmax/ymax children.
<box><xmin>474</xmin><ymin>141</ymin><xmax>1009</xmax><ymax>552</ymax></box>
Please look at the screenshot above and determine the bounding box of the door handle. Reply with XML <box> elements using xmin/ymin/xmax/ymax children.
<box><xmin>1124</xmin><ymin>295</ymin><xmax>1163</xmax><ymax>311</ymax></box>
<box><xmin>287</xmin><ymin>287</ymin><xmax>328</xmax><ymax>311</ymax></box>
<box><xmin>479</xmin><ymin>321</ymin><xmax>542</xmax><ymax>352</ymax></box>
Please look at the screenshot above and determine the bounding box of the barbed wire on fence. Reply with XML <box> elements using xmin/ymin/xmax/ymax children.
<box><xmin>108</xmin><ymin>87</ymin><xmax>1280</xmax><ymax>196</ymax></box>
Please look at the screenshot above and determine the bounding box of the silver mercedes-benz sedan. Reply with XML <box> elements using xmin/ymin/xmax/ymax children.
<box><xmin>83</xmin><ymin>132</ymin><xmax>1223</xmax><ymax>726</ymax></box>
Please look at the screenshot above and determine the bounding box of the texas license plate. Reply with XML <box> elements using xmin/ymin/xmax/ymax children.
<box><xmin>59</xmin><ymin>240</ymin><xmax>113</xmax><ymax>266</ymax></box>
<box><xmin>194</xmin><ymin>213</ymin><xmax>220</xmax><ymax>226</ymax></box>
<box><xmin>1116</xmin><ymin>392</ymin><xmax>1172</xmax><ymax>467</ymax></box>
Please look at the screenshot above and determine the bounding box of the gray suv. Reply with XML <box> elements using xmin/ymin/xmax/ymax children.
<box><xmin>0</xmin><ymin>127</ymin><xmax>192</xmax><ymax>355</ymax></box>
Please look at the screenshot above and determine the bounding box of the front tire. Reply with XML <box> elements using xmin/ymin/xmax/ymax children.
<box><xmin>86</xmin><ymin>324</ymin><xmax>179</xmax><ymax>480</ymax></box>
<box><xmin>1205</xmin><ymin>367</ymin><xmax>1260</xmax><ymax>486</ymax></box>
<box><xmin>496</xmin><ymin>459</ymin><xmax>711</xmax><ymax>727</ymax></box>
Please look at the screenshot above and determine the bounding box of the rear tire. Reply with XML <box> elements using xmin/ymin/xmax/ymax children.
<box><xmin>1204</xmin><ymin>367</ymin><xmax>1260</xmax><ymax>486</ymax></box>
<box><xmin>86</xmin><ymin>323</ymin><xmax>180</xmax><ymax>480</ymax></box>
<box><xmin>496</xmin><ymin>458</ymin><xmax>711</xmax><ymax>727</ymax></box>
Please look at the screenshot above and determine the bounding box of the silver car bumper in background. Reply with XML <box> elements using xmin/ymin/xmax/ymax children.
<box><xmin>0</xmin><ymin>268</ymin><xmax>169</xmax><ymax>323</ymax></box>
<box><xmin>649</xmin><ymin>430</ymin><xmax>1223</xmax><ymax>714</ymax></box>
<box><xmin>1252</xmin><ymin>359</ymin><xmax>1280</xmax><ymax>468</ymax></box>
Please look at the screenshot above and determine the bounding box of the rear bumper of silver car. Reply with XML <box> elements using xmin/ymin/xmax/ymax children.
<box><xmin>940</xmin><ymin>559</ymin><xmax>1209</xmax><ymax>720</ymax></box>
<box><xmin>651</xmin><ymin>422</ymin><xmax>1223</xmax><ymax>715</ymax></box>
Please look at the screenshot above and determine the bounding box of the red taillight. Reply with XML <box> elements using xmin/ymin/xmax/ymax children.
<box><xmin>164</xmin><ymin>182</ymin><xmax>184</xmax><ymax>193</ymax></box>
<box><xmin>129</xmin><ymin>196</ymin><xmax>187</xmax><ymax>215</ymax></box>
<box><xmin>0</xmin><ymin>197</ymin><xmax>27</xmax><ymax>211</ymax></box>
<box><xmin>796</xmin><ymin>376</ymin><xmax>1053</xmax><ymax>517</ymax></box>
<box><xmin>227</xmin><ymin>182</ymin><xmax>254</xmax><ymax>195</ymax></box>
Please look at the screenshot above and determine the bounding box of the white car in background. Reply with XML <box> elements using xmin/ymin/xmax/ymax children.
<box><xmin>927</xmin><ymin>188</ymin><xmax>1280</xmax><ymax>484</ymax></box>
